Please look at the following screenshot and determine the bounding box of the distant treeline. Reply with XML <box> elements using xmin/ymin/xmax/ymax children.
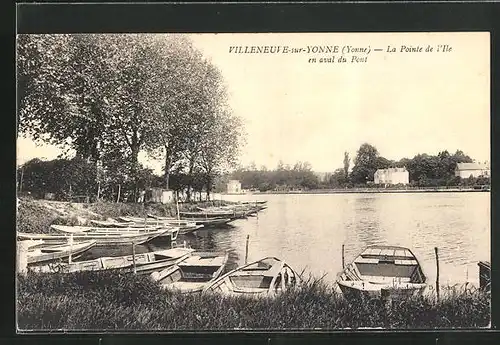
<box><xmin>230</xmin><ymin>144</ymin><xmax>490</xmax><ymax>191</ymax></box>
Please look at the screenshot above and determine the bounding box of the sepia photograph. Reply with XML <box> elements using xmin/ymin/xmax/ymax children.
<box><xmin>16</xmin><ymin>32</ymin><xmax>490</xmax><ymax>331</ymax></box>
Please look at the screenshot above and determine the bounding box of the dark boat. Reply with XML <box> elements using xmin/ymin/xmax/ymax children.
<box><xmin>478</xmin><ymin>260</ymin><xmax>491</xmax><ymax>292</ymax></box>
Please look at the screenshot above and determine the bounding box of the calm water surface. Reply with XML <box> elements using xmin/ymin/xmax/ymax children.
<box><xmin>83</xmin><ymin>192</ymin><xmax>490</xmax><ymax>287</ymax></box>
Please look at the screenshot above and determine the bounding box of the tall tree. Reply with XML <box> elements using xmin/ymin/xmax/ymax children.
<box><xmin>350</xmin><ymin>143</ymin><xmax>380</xmax><ymax>184</ymax></box>
<box><xmin>142</xmin><ymin>35</ymin><xmax>203</xmax><ymax>190</ymax></box>
<box><xmin>343</xmin><ymin>151</ymin><xmax>350</xmax><ymax>180</ymax></box>
<box><xmin>17</xmin><ymin>34</ymin><xmax>115</xmax><ymax>162</ymax></box>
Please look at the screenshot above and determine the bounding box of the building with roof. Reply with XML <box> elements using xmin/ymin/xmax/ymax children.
<box><xmin>226</xmin><ymin>180</ymin><xmax>242</xmax><ymax>194</ymax></box>
<box><xmin>454</xmin><ymin>162</ymin><xmax>490</xmax><ymax>179</ymax></box>
<box><xmin>373</xmin><ymin>167</ymin><xmax>409</xmax><ymax>185</ymax></box>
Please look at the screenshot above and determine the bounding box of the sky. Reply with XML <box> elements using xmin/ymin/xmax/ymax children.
<box><xmin>17</xmin><ymin>32</ymin><xmax>490</xmax><ymax>173</ymax></box>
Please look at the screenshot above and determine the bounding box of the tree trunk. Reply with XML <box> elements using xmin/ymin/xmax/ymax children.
<box><xmin>206</xmin><ymin>175</ymin><xmax>212</xmax><ymax>201</ymax></box>
<box><xmin>186</xmin><ymin>161</ymin><xmax>194</xmax><ymax>202</ymax></box>
<box><xmin>131</xmin><ymin>145</ymin><xmax>140</xmax><ymax>202</ymax></box>
<box><xmin>164</xmin><ymin>148</ymin><xmax>171</xmax><ymax>190</ymax></box>
<box><xmin>116</xmin><ymin>184</ymin><xmax>121</xmax><ymax>203</ymax></box>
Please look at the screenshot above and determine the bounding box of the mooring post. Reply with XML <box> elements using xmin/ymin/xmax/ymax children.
<box><xmin>132</xmin><ymin>242</ymin><xmax>137</xmax><ymax>275</ymax></box>
<box><xmin>176</xmin><ymin>197</ymin><xmax>180</xmax><ymax>220</ymax></box>
<box><xmin>342</xmin><ymin>244</ymin><xmax>345</xmax><ymax>269</ymax></box>
<box><xmin>17</xmin><ymin>241</ymin><xmax>29</xmax><ymax>276</ymax></box>
<box><xmin>435</xmin><ymin>247</ymin><xmax>440</xmax><ymax>301</ymax></box>
<box><xmin>68</xmin><ymin>234</ymin><xmax>74</xmax><ymax>264</ymax></box>
<box><xmin>245</xmin><ymin>234</ymin><xmax>250</xmax><ymax>264</ymax></box>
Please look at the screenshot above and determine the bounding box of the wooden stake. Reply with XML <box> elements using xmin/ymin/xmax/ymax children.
<box><xmin>342</xmin><ymin>244</ymin><xmax>345</xmax><ymax>269</ymax></box>
<box><xmin>68</xmin><ymin>234</ymin><xmax>74</xmax><ymax>264</ymax></box>
<box><xmin>245</xmin><ymin>234</ymin><xmax>250</xmax><ymax>264</ymax></box>
<box><xmin>176</xmin><ymin>197</ymin><xmax>180</xmax><ymax>220</ymax></box>
<box><xmin>19</xmin><ymin>167</ymin><xmax>24</xmax><ymax>193</ymax></box>
<box><xmin>17</xmin><ymin>241</ymin><xmax>28</xmax><ymax>276</ymax></box>
<box><xmin>132</xmin><ymin>243</ymin><xmax>137</xmax><ymax>275</ymax></box>
<box><xmin>435</xmin><ymin>247</ymin><xmax>440</xmax><ymax>301</ymax></box>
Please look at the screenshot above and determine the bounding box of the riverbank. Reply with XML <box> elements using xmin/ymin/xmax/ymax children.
<box><xmin>17</xmin><ymin>271</ymin><xmax>490</xmax><ymax>330</ymax></box>
<box><xmin>226</xmin><ymin>187</ymin><xmax>489</xmax><ymax>196</ymax></box>
<box><xmin>16</xmin><ymin>197</ymin><xmax>233</xmax><ymax>234</ymax></box>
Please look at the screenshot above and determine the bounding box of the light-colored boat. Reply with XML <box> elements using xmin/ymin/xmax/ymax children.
<box><xmin>183</xmin><ymin>217</ymin><xmax>234</xmax><ymax>228</ymax></box>
<box><xmin>241</xmin><ymin>200</ymin><xmax>267</xmax><ymax>205</ymax></box>
<box><xmin>197</xmin><ymin>206</ymin><xmax>259</xmax><ymax>217</ymax></box>
<box><xmin>21</xmin><ymin>239</ymin><xmax>45</xmax><ymax>249</ymax></box>
<box><xmin>27</xmin><ymin>240</ymin><xmax>97</xmax><ymax>265</ymax></box>
<box><xmin>178</xmin><ymin>210</ymin><xmax>247</xmax><ymax>220</ymax></box>
<box><xmin>203</xmin><ymin>257</ymin><xmax>300</xmax><ymax>297</ymax></box>
<box><xmin>147</xmin><ymin>214</ymin><xmax>232</xmax><ymax>228</ymax></box>
<box><xmin>90</xmin><ymin>219</ymin><xmax>159</xmax><ymax>228</ymax></box>
<box><xmin>50</xmin><ymin>224</ymin><xmax>178</xmax><ymax>242</ymax></box>
<box><xmin>119</xmin><ymin>216</ymin><xmax>203</xmax><ymax>235</ymax></box>
<box><xmin>30</xmin><ymin>247</ymin><xmax>195</xmax><ymax>274</ymax></box>
<box><xmin>336</xmin><ymin>245</ymin><xmax>427</xmax><ymax>300</ymax></box>
<box><xmin>18</xmin><ymin>230</ymin><xmax>165</xmax><ymax>246</ymax></box>
<box><xmin>151</xmin><ymin>251</ymin><xmax>229</xmax><ymax>294</ymax></box>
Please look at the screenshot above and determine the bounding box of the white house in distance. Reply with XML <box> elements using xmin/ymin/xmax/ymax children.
<box><xmin>374</xmin><ymin>167</ymin><xmax>409</xmax><ymax>185</ymax></box>
<box><xmin>454</xmin><ymin>162</ymin><xmax>490</xmax><ymax>179</ymax></box>
<box><xmin>226</xmin><ymin>180</ymin><xmax>242</xmax><ymax>194</ymax></box>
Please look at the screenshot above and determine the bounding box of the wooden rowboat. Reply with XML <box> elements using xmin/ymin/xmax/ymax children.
<box><xmin>118</xmin><ymin>216</ymin><xmax>203</xmax><ymax>235</ymax></box>
<box><xmin>30</xmin><ymin>247</ymin><xmax>195</xmax><ymax>274</ymax></box>
<box><xmin>203</xmin><ymin>257</ymin><xmax>299</xmax><ymax>297</ymax></box>
<box><xmin>149</xmin><ymin>214</ymin><xmax>234</xmax><ymax>228</ymax></box>
<box><xmin>182</xmin><ymin>217</ymin><xmax>234</xmax><ymax>228</ymax></box>
<box><xmin>18</xmin><ymin>230</ymin><xmax>165</xmax><ymax>246</ymax></box>
<box><xmin>478</xmin><ymin>261</ymin><xmax>491</xmax><ymax>292</ymax></box>
<box><xmin>50</xmin><ymin>224</ymin><xmax>178</xmax><ymax>242</ymax></box>
<box><xmin>151</xmin><ymin>251</ymin><xmax>229</xmax><ymax>294</ymax></box>
<box><xmin>178</xmin><ymin>210</ymin><xmax>247</xmax><ymax>220</ymax></box>
<box><xmin>337</xmin><ymin>245</ymin><xmax>427</xmax><ymax>300</ymax></box>
<box><xmin>27</xmin><ymin>240</ymin><xmax>96</xmax><ymax>265</ymax></box>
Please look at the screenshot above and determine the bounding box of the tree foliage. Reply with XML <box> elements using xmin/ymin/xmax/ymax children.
<box><xmin>17</xmin><ymin>34</ymin><xmax>244</xmax><ymax>202</ymax></box>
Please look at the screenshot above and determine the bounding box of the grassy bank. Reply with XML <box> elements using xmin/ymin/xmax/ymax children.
<box><xmin>17</xmin><ymin>271</ymin><xmax>490</xmax><ymax>330</ymax></box>
<box><xmin>16</xmin><ymin>198</ymin><xmax>233</xmax><ymax>234</ymax></box>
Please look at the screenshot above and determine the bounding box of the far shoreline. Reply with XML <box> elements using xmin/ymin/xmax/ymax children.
<box><xmin>223</xmin><ymin>187</ymin><xmax>490</xmax><ymax>196</ymax></box>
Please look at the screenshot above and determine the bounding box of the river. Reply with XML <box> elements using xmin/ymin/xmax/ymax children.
<box><xmin>84</xmin><ymin>192</ymin><xmax>490</xmax><ymax>288</ymax></box>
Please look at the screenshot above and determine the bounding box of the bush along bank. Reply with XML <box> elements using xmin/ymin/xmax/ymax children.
<box><xmin>17</xmin><ymin>271</ymin><xmax>491</xmax><ymax>330</ymax></box>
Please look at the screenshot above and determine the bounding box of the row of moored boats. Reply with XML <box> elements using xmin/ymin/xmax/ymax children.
<box><xmin>20</xmin><ymin>199</ymin><xmax>484</xmax><ymax>300</ymax></box>
<box><xmin>21</xmin><ymin>240</ymin><xmax>436</xmax><ymax>300</ymax></box>
<box><xmin>18</xmin><ymin>201</ymin><xmax>267</xmax><ymax>266</ymax></box>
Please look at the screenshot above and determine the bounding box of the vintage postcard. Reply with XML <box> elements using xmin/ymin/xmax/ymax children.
<box><xmin>16</xmin><ymin>32</ymin><xmax>490</xmax><ymax>331</ymax></box>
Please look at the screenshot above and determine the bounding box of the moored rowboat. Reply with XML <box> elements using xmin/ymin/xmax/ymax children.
<box><xmin>336</xmin><ymin>245</ymin><xmax>427</xmax><ymax>300</ymax></box>
<box><xmin>27</xmin><ymin>240</ymin><xmax>97</xmax><ymax>265</ymax></box>
<box><xmin>118</xmin><ymin>216</ymin><xmax>203</xmax><ymax>235</ymax></box>
<box><xmin>50</xmin><ymin>224</ymin><xmax>179</xmax><ymax>242</ymax></box>
<box><xmin>30</xmin><ymin>247</ymin><xmax>195</xmax><ymax>274</ymax></box>
<box><xmin>18</xmin><ymin>230</ymin><xmax>165</xmax><ymax>246</ymax></box>
<box><xmin>151</xmin><ymin>251</ymin><xmax>230</xmax><ymax>294</ymax></box>
<box><xmin>203</xmin><ymin>257</ymin><xmax>299</xmax><ymax>297</ymax></box>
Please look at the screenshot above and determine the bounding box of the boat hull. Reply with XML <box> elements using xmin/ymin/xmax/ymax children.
<box><xmin>18</xmin><ymin>231</ymin><xmax>163</xmax><ymax>246</ymax></box>
<box><xmin>337</xmin><ymin>281</ymin><xmax>426</xmax><ymax>301</ymax></box>
<box><xmin>30</xmin><ymin>248</ymin><xmax>194</xmax><ymax>274</ymax></box>
<box><xmin>27</xmin><ymin>241</ymin><xmax>96</xmax><ymax>265</ymax></box>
